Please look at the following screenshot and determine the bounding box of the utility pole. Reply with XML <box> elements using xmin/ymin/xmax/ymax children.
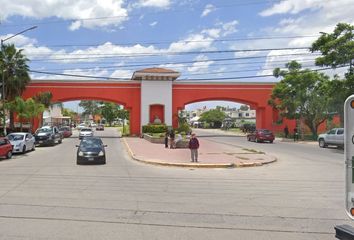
<box><xmin>1</xmin><ymin>26</ymin><xmax>37</xmax><ymax>136</ymax></box>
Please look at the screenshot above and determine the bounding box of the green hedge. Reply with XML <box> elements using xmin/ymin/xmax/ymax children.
<box><xmin>142</xmin><ymin>124</ymin><xmax>168</xmax><ymax>133</ymax></box>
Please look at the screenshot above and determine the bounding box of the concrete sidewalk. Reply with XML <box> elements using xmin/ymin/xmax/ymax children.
<box><xmin>123</xmin><ymin>137</ymin><xmax>277</xmax><ymax>168</ymax></box>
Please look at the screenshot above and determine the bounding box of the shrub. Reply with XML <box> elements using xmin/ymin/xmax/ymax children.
<box><xmin>142</xmin><ymin>124</ymin><xmax>168</xmax><ymax>133</ymax></box>
<box><xmin>177</xmin><ymin>123</ymin><xmax>191</xmax><ymax>134</ymax></box>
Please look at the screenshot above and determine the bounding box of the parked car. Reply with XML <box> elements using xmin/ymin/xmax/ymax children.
<box><xmin>59</xmin><ymin>126</ymin><xmax>72</xmax><ymax>138</ymax></box>
<box><xmin>76</xmin><ymin>137</ymin><xmax>107</xmax><ymax>165</ymax></box>
<box><xmin>7</xmin><ymin>132</ymin><xmax>35</xmax><ymax>153</ymax></box>
<box><xmin>34</xmin><ymin>126</ymin><xmax>63</xmax><ymax>146</ymax></box>
<box><xmin>79</xmin><ymin>128</ymin><xmax>94</xmax><ymax>139</ymax></box>
<box><xmin>247</xmin><ymin>129</ymin><xmax>275</xmax><ymax>143</ymax></box>
<box><xmin>0</xmin><ymin>137</ymin><xmax>13</xmax><ymax>159</ymax></box>
<box><xmin>317</xmin><ymin>128</ymin><xmax>344</xmax><ymax>148</ymax></box>
<box><xmin>96</xmin><ymin>124</ymin><xmax>104</xmax><ymax>131</ymax></box>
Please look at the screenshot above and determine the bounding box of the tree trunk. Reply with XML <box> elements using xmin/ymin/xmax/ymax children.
<box><xmin>9</xmin><ymin>110</ymin><xmax>15</xmax><ymax>131</ymax></box>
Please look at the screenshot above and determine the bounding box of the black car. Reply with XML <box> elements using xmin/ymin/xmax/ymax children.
<box><xmin>34</xmin><ymin>126</ymin><xmax>63</xmax><ymax>146</ymax></box>
<box><xmin>76</xmin><ymin>137</ymin><xmax>107</xmax><ymax>165</ymax></box>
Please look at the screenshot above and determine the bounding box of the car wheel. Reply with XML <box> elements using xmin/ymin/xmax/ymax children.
<box><xmin>22</xmin><ymin>145</ymin><xmax>26</xmax><ymax>153</ymax></box>
<box><xmin>58</xmin><ymin>139</ymin><xmax>62</xmax><ymax>144</ymax></box>
<box><xmin>319</xmin><ymin>139</ymin><xmax>327</xmax><ymax>148</ymax></box>
<box><xmin>269</xmin><ymin>140</ymin><xmax>273</xmax><ymax>143</ymax></box>
<box><xmin>6</xmin><ymin>151</ymin><xmax>12</xmax><ymax>159</ymax></box>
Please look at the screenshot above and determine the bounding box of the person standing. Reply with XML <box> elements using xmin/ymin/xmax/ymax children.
<box><xmin>293</xmin><ymin>127</ymin><xmax>299</xmax><ymax>142</ymax></box>
<box><xmin>164</xmin><ymin>130</ymin><xmax>169</xmax><ymax>148</ymax></box>
<box><xmin>188</xmin><ymin>133</ymin><xmax>199</xmax><ymax>162</ymax></box>
<box><xmin>284</xmin><ymin>125</ymin><xmax>289</xmax><ymax>138</ymax></box>
<box><xmin>169</xmin><ymin>130</ymin><xmax>175</xmax><ymax>149</ymax></box>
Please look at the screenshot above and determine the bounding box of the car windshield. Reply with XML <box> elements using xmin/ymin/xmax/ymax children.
<box><xmin>259</xmin><ymin>130</ymin><xmax>272</xmax><ymax>134</ymax></box>
<box><xmin>8</xmin><ymin>134</ymin><xmax>24</xmax><ymax>141</ymax></box>
<box><xmin>80</xmin><ymin>138</ymin><xmax>102</xmax><ymax>148</ymax></box>
<box><xmin>36</xmin><ymin>128</ymin><xmax>52</xmax><ymax>133</ymax></box>
<box><xmin>60</xmin><ymin>127</ymin><xmax>70</xmax><ymax>131</ymax></box>
<box><xmin>81</xmin><ymin>128</ymin><xmax>92</xmax><ymax>132</ymax></box>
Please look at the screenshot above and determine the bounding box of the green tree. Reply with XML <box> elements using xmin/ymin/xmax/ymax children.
<box><xmin>79</xmin><ymin>100</ymin><xmax>101</xmax><ymax>119</ymax></box>
<box><xmin>7</xmin><ymin>97</ymin><xmax>27</xmax><ymax>132</ymax></box>
<box><xmin>100</xmin><ymin>102</ymin><xmax>118</xmax><ymax>126</ymax></box>
<box><xmin>116</xmin><ymin>108</ymin><xmax>129</xmax><ymax>134</ymax></box>
<box><xmin>310</xmin><ymin>22</ymin><xmax>354</xmax><ymax>125</ymax></box>
<box><xmin>33</xmin><ymin>92</ymin><xmax>53</xmax><ymax>109</ymax></box>
<box><xmin>268</xmin><ymin>61</ymin><xmax>331</xmax><ymax>139</ymax></box>
<box><xmin>240</xmin><ymin>105</ymin><xmax>249</xmax><ymax>111</ymax></box>
<box><xmin>199</xmin><ymin>109</ymin><xmax>226</xmax><ymax>128</ymax></box>
<box><xmin>0</xmin><ymin>44</ymin><xmax>31</xmax><ymax>130</ymax></box>
<box><xmin>25</xmin><ymin>98</ymin><xmax>45</xmax><ymax>132</ymax></box>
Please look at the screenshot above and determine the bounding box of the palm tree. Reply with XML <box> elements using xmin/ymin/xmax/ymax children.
<box><xmin>7</xmin><ymin>97</ymin><xmax>27</xmax><ymax>132</ymax></box>
<box><xmin>25</xmin><ymin>98</ymin><xmax>45</xmax><ymax>133</ymax></box>
<box><xmin>0</xmin><ymin>43</ymin><xmax>31</xmax><ymax>130</ymax></box>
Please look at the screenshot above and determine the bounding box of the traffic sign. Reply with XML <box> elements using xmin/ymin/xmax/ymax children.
<box><xmin>345</xmin><ymin>95</ymin><xmax>354</xmax><ymax>219</ymax></box>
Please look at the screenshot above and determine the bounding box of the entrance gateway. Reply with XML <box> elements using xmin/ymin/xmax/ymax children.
<box><xmin>22</xmin><ymin>67</ymin><xmax>295</xmax><ymax>134</ymax></box>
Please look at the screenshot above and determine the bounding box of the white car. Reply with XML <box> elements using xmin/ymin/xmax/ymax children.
<box><xmin>77</xmin><ymin>123</ymin><xmax>87</xmax><ymax>130</ymax></box>
<box><xmin>7</xmin><ymin>132</ymin><xmax>36</xmax><ymax>153</ymax></box>
<box><xmin>79</xmin><ymin>128</ymin><xmax>94</xmax><ymax>139</ymax></box>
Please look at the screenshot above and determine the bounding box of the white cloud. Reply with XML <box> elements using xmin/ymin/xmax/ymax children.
<box><xmin>167</xmin><ymin>33</ymin><xmax>214</xmax><ymax>53</ymax></box>
<box><xmin>201</xmin><ymin>4</ymin><xmax>215</xmax><ymax>17</ymax></box>
<box><xmin>110</xmin><ymin>69</ymin><xmax>133</xmax><ymax>79</ymax></box>
<box><xmin>137</xmin><ymin>0</ymin><xmax>171</xmax><ymax>8</ymax></box>
<box><xmin>187</xmin><ymin>55</ymin><xmax>214</xmax><ymax>73</ymax></box>
<box><xmin>260</xmin><ymin>0</ymin><xmax>324</xmax><ymax>16</ymax></box>
<box><xmin>215</xmin><ymin>20</ymin><xmax>239</xmax><ymax>37</ymax></box>
<box><xmin>256</xmin><ymin>0</ymin><xmax>354</xmax><ymax>77</ymax></box>
<box><xmin>0</xmin><ymin>0</ymin><xmax>129</xmax><ymax>30</ymax></box>
<box><xmin>0</xmin><ymin>34</ymin><xmax>37</xmax><ymax>46</ymax></box>
<box><xmin>150</xmin><ymin>21</ymin><xmax>158</xmax><ymax>27</ymax></box>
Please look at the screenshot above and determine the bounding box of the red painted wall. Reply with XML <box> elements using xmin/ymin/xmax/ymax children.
<box><xmin>22</xmin><ymin>81</ymin><xmax>141</xmax><ymax>135</ymax></box>
<box><xmin>149</xmin><ymin>104</ymin><xmax>164</xmax><ymax>124</ymax></box>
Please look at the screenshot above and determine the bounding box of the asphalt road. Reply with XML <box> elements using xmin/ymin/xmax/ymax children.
<box><xmin>0</xmin><ymin>127</ymin><xmax>351</xmax><ymax>240</ymax></box>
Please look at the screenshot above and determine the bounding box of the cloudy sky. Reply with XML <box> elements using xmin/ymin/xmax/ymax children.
<box><xmin>0</xmin><ymin>0</ymin><xmax>353</xmax><ymax>110</ymax></box>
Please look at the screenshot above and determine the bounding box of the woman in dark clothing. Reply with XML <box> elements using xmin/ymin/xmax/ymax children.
<box><xmin>188</xmin><ymin>133</ymin><xmax>200</xmax><ymax>162</ymax></box>
<box><xmin>164</xmin><ymin>130</ymin><xmax>169</xmax><ymax>148</ymax></box>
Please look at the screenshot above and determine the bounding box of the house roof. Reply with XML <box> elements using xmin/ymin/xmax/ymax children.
<box><xmin>135</xmin><ymin>67</ymin><xmax>179</xmax><ymax>74</ymax></box>
<box><xmin>132</xmin><ymin>67</ymin><xmax>180</xmax><ymax>80</ymax></box>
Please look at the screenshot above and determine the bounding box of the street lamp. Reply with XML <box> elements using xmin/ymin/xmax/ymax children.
<box><xmin>1</xmin><ymin>26</ymin><xmax>37</xmax><ymax>136</ymax></box>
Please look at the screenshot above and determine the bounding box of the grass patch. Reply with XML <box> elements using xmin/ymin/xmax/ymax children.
<box><xmin>242</xmin><ymin>148</ymin><xmax>265</xmax><ymax>154</ymax></box>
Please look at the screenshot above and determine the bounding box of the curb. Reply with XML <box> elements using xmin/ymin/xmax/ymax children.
<box><xmin>122</xmin><ymin>138</ymin><xmax>277</xmax><ymax>168</ymax></box>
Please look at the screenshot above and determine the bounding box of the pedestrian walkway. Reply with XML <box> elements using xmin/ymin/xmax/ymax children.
<box><xmin>123</xmin><ymin>137</ymin><xmax>276</xmax><ymax>168</ymax></box>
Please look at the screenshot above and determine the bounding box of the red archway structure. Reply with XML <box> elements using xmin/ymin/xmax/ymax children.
<box><xmin>172</xmin><ymin>82</ymin><xmax>295</xmax><ymax>132</ymax></box>
<box><xmin>21</xmin><ymin>68</ymin><xmax>295</xmax><ymax>135</ymax></box>
<box><xmin>22</xmin><ymin>80</ymin><xmax>141</xmax><ymax>135</ymax></box>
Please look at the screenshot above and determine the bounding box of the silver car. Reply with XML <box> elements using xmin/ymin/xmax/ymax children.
<box><xmin>79</xmin><ymin>128</ymin><xmax>94</xmax><ymax>139</ymax></box>
<box><xmin>7</xmin><ymin>132</ymin><xmax>36</xmax><ymax>153</ymax></box>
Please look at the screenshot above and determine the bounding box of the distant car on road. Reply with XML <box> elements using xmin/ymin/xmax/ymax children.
<box><xmin>59</xmin><ymin>126</ymin><xmax>72</xmax><ymax>138</ymax></box>
<box><xmin>96</xmin><ymin>124</ymin><xmax>104</xmax><ymax>131</ymax></box>
<box><xmin>317</xmin><ymin>128</ymin><xmax>344</xmax><ymax>148</ymax></box>
<box><xmin>34</xmin><ymin>126</ymin><xmax>63</xmax><ymax>146</ymax></box>
<box><xmin>77</xmin><ymin>123</ymin><xmax>87</xmax><ymax>130</ymax></box>
<box><xmin>7</xmin><ymin>132</ymin><xmax>35</xmax><ymax>153</ymax></box>
<box><xmin>76</xmin><ymin>137</ymin><xmax>107</xmax><ymax>165</ymax></box>
<box><xmin>0</xmin><ymin>137</ymin><xmax>13</xmax><ymax>159</ymax></box>
<box><xmin>79</xmin><ymin>128</ymin><xmax>94</xmax><ymax>139</ymax></box>
<box><xmin>247</xmin><ymin>129</ymin><xmax>275</xmax><ymax>143</ymax></box>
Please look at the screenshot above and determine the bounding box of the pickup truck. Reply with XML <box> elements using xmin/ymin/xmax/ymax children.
<box><xmin>317</xmin><ymin>128</ymin><xmax>344</xmax><ymax>148</ymax></box>
<box><xmin>34</xmin><ymin>126</ymin><xmax>63</xmax><ymax>146</ymax></box>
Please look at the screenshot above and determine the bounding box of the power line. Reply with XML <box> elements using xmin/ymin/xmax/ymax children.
<box><xmin>35</xmin><ymin>35</ymin><xmax>319</xmax><ymax>48</ymax></box>
<box><xmin>29</xmin><ymin>65</ymin><xmax>348</xmax><ymax>81</ymax></box>
<box><xmin>27</xmin><ymin>48</ymin><xmax>314</xmax><ymax>62</ymax></box>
